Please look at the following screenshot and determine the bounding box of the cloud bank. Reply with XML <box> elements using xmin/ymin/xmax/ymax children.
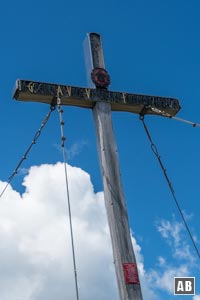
<box><xmin>0</xmin><ymin>162</ymin><xmax>118</xmax><ymax>300</ymax></box>
<box><xmin>0</xmin><ymin>162</ymin><xmax>198</xmax><ymax>300</ymax></box>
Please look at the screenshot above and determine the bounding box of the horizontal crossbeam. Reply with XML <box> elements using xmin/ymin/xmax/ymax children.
<box><xmin>13</xmin><ymin>80</ymin><xmax>181</xmax><ymax>116</ymax></box>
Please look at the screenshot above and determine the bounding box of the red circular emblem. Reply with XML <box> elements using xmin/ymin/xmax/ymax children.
<box><xmin>91</xmin><ymin>68</ymin><xmax>111</xmax><ymax>89</ymax></box>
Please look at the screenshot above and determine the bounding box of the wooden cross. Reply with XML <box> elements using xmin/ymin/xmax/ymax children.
<box><xmin>13</xmin><ymin>33</ymin><xmax>181</xmax><ymax>300</ymax></box>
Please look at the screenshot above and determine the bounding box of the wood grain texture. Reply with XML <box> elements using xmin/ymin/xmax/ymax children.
<box><xmin>93</xmin><ymin>102</ymin><xmax>143</xmax><ymax>300</ymax></box>
<box><xmin>88</xmin><ymin>33</ymin><xmax>143</xmax><ymax>300</ymax></box>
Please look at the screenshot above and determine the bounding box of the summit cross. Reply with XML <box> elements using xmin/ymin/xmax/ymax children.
<box><xmin>13</xmin><ymin>33</ymin><xmax>181</xmax><ymax>300</ymax></box>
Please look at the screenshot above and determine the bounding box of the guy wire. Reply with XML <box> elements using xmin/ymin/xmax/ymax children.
<box><xmin>139</xmin><ymin>115</ymin><xmax>200</xmax><ymax>260</ymax></box>
<box><xmin>57</xmin><ymin>97</ymin><xmax>80</xmax><ymax>300</ymax></box>
<box><xmin>0</xmin><ymin>105</ymin><xmax>55</xmax><ymax>199</ymax></box>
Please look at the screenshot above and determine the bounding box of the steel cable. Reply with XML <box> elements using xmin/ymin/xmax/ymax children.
<box><xmin>57</xmin><ymin>97</ymin><xmax>80</xmax><ymax>300</ymax></box>
<box><xmin>150</xmin><ymin>106</ymin><xmax>200</xmax><ymax>127</ymax></box>
<box><xmin>139</xmin><ymin>115</ymin><xmax>200</xmax><ymax>260</ymax></box>
<box><xmin>0</xmin><ymin>105</ymin><xmax>55</xmax><ymax>199</ymax></box>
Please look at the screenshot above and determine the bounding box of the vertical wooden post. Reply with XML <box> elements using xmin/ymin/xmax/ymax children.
<box><xmin>84</xmin><ymin>33</ymin><xmax>143</xmax><ymax>300</ymax></box>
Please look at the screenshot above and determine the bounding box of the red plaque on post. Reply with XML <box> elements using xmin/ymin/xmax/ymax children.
<box><xmin>123</xmin><ymin>263</ymin><xmax>140</xmax><ymax>284</ymax></box>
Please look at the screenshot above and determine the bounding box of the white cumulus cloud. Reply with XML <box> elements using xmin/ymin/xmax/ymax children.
<box><xmin>0</xmin><ymin>162</ymin><xmax>158</xmax><ymax>300</ymax></box>
<box><xmin>0</xmin><ymin>162</ymin><xmax>118</xmax><ymax>300</ymax></box>
<box><xmin>1</xmin><ymin>162</ymin><xmax>197</xmax><ymax>300</ymax></box>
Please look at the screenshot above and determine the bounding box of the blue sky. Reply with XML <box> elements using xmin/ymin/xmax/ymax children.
<box><xmin>0</xmin><ymin>0</ymin><xmax>199</xmax><ymax>299</ymax></box>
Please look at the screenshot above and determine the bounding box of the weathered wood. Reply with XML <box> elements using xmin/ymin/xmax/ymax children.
<box><xmin>13</xmin><ymin>32</ymin><xmax>181</xmax><ymax>300</ymax></box>
<box><xmin>85</xmin><ymin>32</ymin><xmax>143</xmax><ymax>300</ymax></box>
<box><xmin>14</xmin><ymin>80</ymin><xmax>180</xmax><ymax>116</ymax></box>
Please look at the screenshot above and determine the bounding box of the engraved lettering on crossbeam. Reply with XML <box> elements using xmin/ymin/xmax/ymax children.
<box><xmin>15</xmin><ymin>80</ymin><xmax>181</xmax><ymax>115</ymax></box>
<box><xmin>122</xmin><ymin>93</ymin><xmax>126</xmax><ymax>103</ymax></box>
<box><xmin>27</xmin><ymin>82</ymin><xmax>35</xmax><ymax>93</ymax></box>
<box><xmin>85</xmin><ymin>88</ymin><xmax>91</xmax><ymax>99</ymax></box>
<box><xmin>57</xmin><ymin>85</ymin><xmax>64</xmax><ymax>97</ymax></box>
<box><xmin>66</xmin><ymin>86</ymin><xmax>71</xmax><ymax>96</ymax></box>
